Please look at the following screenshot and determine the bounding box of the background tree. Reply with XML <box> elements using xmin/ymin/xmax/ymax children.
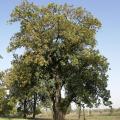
<box><xmin>0</xmin><ymin>72</ymin><xmax>6</xmax><ymax>115</ymax></box>
<box><xmin>8</xmin><ymin>1</ymin><xmax>111</xmax><ymax>120</ymax></box>
<box><xmin>0</xmin><ymin>71</ymin><xmax>17</xmax><ymax>116</ymax></box>
<box><xmin>4</xmin><ymin>54</ymin><xmax>48</xmax><ymax>118</ymax></box>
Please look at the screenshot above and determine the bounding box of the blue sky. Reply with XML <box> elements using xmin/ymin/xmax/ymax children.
<box><xmin>0</xmin><ymin>0</ymin><xmax>120</xmax><ymax>108</ymax></box>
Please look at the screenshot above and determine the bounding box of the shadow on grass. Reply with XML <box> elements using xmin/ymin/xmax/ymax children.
<box><xmin>0</xmin><ymin>116</ymin><xmax>52</xmax><ymax>120</ymax></box>
<box><xmin>28</xmin><ymin>118</ymin><xmax>52</xmax><ymax>120</ymax></box>
<box><xmin>0</xmin><ymin>118</ymin><xmax>52</xmax><ymax>120</ymax></box>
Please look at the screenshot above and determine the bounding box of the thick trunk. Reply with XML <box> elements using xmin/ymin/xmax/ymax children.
<box><xmin>53</xmin><ymin>111</ymin><xmax>65</xmax><ymax>120</ymax></box>
<box><xmin>23</xmin><ymin>99</ymin><xmax>27</xmax><ymax>119</ymax></box>
<box><xmin>52</xmin><ymin>67</ymin><xmax>71</xmax><ymax>120</ymax></box>
<box><xmin>53</xmin><ymin>101</ymin><xmax>65</xmax><ymax>120</ymax></box>
<box><xmin>52</xmin><ymin>78</ymin><xmax>66</xmax><ymax>120</ymax></box>
<box><xmin>33</xmin><ymin>93</ymin><xmax>37</xmax><ymax>119</ymax></box>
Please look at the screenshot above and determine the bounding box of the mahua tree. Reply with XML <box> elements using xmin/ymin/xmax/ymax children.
<box><xmin>8</xmin><ymin>1</ymin><xmax>111</xmax><ymax>120</ymax></box>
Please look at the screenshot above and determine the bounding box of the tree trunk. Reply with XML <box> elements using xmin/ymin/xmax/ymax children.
<box><xmin>53</xmin><ymin>111</ymin><xmax>65</xmax><ymax>120</ymax></box>
<box><xmin>23</xmin><ymin>99</ymin><xmax>27</xmax><ymax>119</ymax></box>
<box><xmin>52</xmin><ymin>76</ymin><xmax>66</xmax><ymax>120</ymax></box>
<box><xmin>83</xmin><ymin>106</ymin><xmax>86</xmax><ymax>120</ymax></box>
<box><xmin>53</xmin><ymin>100</ymin><xmax>65</xmax><ymax>120</ymax></box>
<box><xmin>52</xmin><ymin>68</ymin><xmax>70</xmax><ymax>120</ymax></box>
<box><xmin>78</xmin><ymin>105</ymin><xmax>81</xmax><ymax>120</ymax></box>
<box><xmin>33</xmin><ymin>93</ymin><xmax>37</xmax><ymax>119</ymax></box>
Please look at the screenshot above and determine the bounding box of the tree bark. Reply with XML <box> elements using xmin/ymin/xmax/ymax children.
<box><xmin>78</xmin><ymin>105</ymin><xmax>81</xmax><ymax>120</ymax></box>
<box><xmin>83</xmin><ymin>106</ymin><xmax>86</xmax><ymax>120</ymax></box>
<box><xmin>51</xmin><ymin>64</ymin><xmax>70</xmax><ymax>120</ymax></box>
<box><xmin>33</xmin><ymin>93</ymin><xmax>37</xmax><ymax>119</ymax></box>
<box><xmin>53</xmin><ymin>100</ymin><xmax>65</xmax><ymax>120</ymax></box>
<box><xmin>23</xmin><ymin>99</ymin><xmax>27</xmax><ymax>119</ymax></box>
<box><xmin>52</xmin><ymin>75</ymin><xmax>66</xmax><ymax>120</ymax></box>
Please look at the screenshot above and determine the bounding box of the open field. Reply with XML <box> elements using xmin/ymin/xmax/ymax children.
<box><xmin>66</xmin><ymin>115</ymin><xmax>120</xmax><ymax>120</ymax></box>
<box><xmin>1</xmin><ymin>115</ymin><xmax>120</xmax><ymax>120</ymax></box>
<box><xmin>0</xmin><ymin>118</ymin><xmax>51</xmax><ymax>120</ymax></box>
<box><xmin>1</xmin><ymin>109</ymin><xmax>120</xmax><ymax>120</ymax></box>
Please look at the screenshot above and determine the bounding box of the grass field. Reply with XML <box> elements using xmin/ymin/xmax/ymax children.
<box><xmin>1</xmin><ymin>110</ymin><xmax>120</xmax><ymax>120</ymax></box>
<box><xmin>0</xmin><ymin>115</ymin><xmax>120</xmax><ymax>120</ymax></box>
<box><xmin>66</xmin><ymin>115</ymin><xmax>120</xmax><ymax>120</ymax></box>
<box><xmin>88</xmin><ymin>116</ymin><xmax>120</xmax><ymax>120</ymax></box>
<box><xmin>0</xmin><ymin>118</ymin><xmax>51</xmax><ymax>120</ymax></box>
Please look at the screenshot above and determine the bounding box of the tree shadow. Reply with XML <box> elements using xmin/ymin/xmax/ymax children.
<box><xmin>28</xmin><ymin>118</ymin><xmax>52</xmax><ymax>120</ymax></box>
<box><xmin>28</xmin><ymin>117</ymin><xmax>77</xmax><ymax>120</ymax></box>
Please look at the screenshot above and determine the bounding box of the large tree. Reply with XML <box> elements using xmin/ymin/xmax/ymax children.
<box><xmin>8</xmin><ymin>1</ymin><xmax>111</xmax><ymax>120</ymax></box>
